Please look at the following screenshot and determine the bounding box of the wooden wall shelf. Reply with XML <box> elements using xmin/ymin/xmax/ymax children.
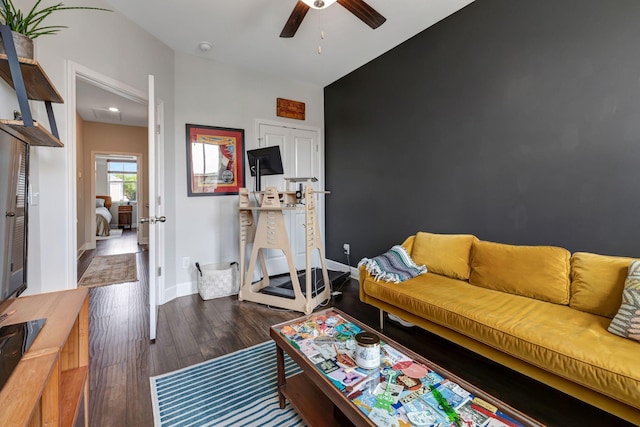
<box><xmin>0</xmin><ymin>54</ymin><xmax>64</xmax><ymax>103</ymax></box>
<box><xmin>0</xmin><ymin>288</ymin><xmax>90</xmax><ymax>427</ymax></box>
<box><xmin>0</xmin><ymin>120</ymin><xmax>63</xmax><ymax>147</ymax></box>
<box><xmin>0</xmin><ymin>32</ymin><xmax>64</xmax><ymax>148</ymax></box>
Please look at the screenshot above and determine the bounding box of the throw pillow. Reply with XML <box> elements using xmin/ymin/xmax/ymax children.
<box><xmin>470</xmin><ymin>240</ymin><xmax>571</xmax><ymax>305</ymax></box>
<box><xmin>608</xmin><ymin>260</ymin><xmax>640</xmax><ymax>342</ymax></box>
<box><xmin>95</xmin><ymin>198</ymin><xmax>105</xmax><ymax>207</ymax></box>
<box><xmin>411</xmin><ymin>232</ymin><xmax>477</xmax><ymax>280</ymax></box>
<box><xmin>359</xmin><ymin>245</ymin><xmax>427</xmax><ymax>283</ymax></box>
<box><xmin>570</xmin><ymin>252</ymin><xmax>634</xmax><ymax>318</ymax></box>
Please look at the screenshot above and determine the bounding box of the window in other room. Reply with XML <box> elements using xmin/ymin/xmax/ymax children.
<box><xmin>108</xmin><ymin>160</ymin><xmax>138</xmax><ymax>202</ymax></box>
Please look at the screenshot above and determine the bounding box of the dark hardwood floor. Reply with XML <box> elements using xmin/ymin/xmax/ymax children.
<box><xmin>82</xmin><ymin>236</ymin><xmax>634</xmax><ymax>426</ymax></box>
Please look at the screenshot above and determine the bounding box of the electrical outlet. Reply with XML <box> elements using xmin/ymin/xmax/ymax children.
<box><xmin>181</xmin><ymin>257</ymin><xmax>190</xmax><ymax>269</ymax></box>
<box><xmin>343</xmin><ymin>243</ymin><xmax>350</xmax><ymax>255</ymax></box>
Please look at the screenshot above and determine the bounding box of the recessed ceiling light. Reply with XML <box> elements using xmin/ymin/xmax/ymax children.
<box><xmin>108</xmin><ymin>107</ymin><xmax>119</xmax><ymax>112</ymax></box>
<box><xmin>198</xmin><ymin>41</ymin><xmax>212</xmax><ymax>52</ymax></box>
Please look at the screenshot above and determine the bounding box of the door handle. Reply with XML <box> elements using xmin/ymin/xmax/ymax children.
<box><xmin>140</xmin><ymin>216</ymin><xmax>166</xmax><ymax>224</ymax></box>
<box><xmin>5</xmin><ymin>212</ymin><xmax>16</xmax><ymax>217</ymax></box>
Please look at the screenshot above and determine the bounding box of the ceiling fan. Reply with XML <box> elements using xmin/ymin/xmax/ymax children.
<box><xmin>280</xmin><ymin>0</ymin><xmax>386</xmax><ymax>38</ymax></box>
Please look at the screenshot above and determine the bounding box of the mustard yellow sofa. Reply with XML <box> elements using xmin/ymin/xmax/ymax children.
<box><xmin>359</xmin><ymin>232</ymin><xmax>640</xmax><ymax>424</ymax></box>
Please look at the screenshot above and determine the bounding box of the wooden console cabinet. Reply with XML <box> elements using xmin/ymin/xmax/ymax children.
<box><xmin>0</xmin><ymin>288</ymin><xmax>89</xmax><ymax>427</ymax></box>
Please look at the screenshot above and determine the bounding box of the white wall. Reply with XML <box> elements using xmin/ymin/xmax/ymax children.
<box><xmin>0</xmin><ymin>0</ymin><xmax>175</xmax><ymax>295</ymax></box>
<box><xmin>170</xmin><ymin>52</ymin><xmax>324</xmax><ymax>300</ymax></box>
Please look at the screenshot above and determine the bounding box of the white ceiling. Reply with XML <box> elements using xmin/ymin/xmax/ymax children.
<box><xmin>76</xmin><ymin>79</ymin><xmax>148</xmax><ymax>127</ymax></box>
<box><xmin>79</xmin><ymin>0</ymin><xmax>474</xmax><ymax>125</ymax></box>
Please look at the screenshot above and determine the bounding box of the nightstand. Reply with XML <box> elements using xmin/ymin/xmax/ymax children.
<box><xmin>118</xmin><ymin>204</ymin><xmax>133</xmax><ymax>229</ymax></box>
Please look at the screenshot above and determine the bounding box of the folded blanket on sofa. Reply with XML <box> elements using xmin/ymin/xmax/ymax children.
<box><xmin>359</xmin><ymin>245</ymin><xmax>427</xmax><ymax>283</ymax></box>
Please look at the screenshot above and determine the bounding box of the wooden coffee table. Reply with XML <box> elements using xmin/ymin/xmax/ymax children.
<box><xmin>270</xmin><ymin>308</ymin><xmax>543</xmax><ymax>427</ymax></box>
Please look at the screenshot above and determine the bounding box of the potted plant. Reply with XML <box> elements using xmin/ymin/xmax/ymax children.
<box><xmin>0</xmin><ymin>0</ymin><xmax>111</xmax><ymax>59</ymax></box>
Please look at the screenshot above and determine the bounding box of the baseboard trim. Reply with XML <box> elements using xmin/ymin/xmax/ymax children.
<box><xmin>326</xmin><ymin>259</ymin><xmax>358</xmax><ymax>278</ymax></box>
<box><xmin>161</xmin><ymin>262</ymin><xmax>355</xmax><ymax>305</ymax></box>
<box><xmin>162</xmin><ymin>281</ymin><xmax>197</xmax><ymax>304</ymax></box>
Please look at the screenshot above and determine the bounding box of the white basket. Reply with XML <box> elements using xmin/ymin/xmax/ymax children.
<box><xmin>196</xmin><ymin>262</ymin><xmax>239</xmax><ymax>300</ymax></box>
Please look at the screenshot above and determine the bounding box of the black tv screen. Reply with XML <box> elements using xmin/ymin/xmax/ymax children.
<box><xmin>246</xmin><ymin>146</ymin><xmax>284</xmax><ymax>191</ymax></box>
<box><xmin>247</xmin><ymin>146</ymin><xmax>284</xmax><ymax>176</ymax></box>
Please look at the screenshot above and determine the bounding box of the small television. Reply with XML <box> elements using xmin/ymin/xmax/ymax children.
<box><xmin>246</xmin><ymin>146</ymin><xmax>284</xmax><ymax>191</ymax></box>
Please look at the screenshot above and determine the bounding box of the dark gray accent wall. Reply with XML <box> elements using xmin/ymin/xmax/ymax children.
<box><xmin>325</xmin><ymin>0</ymin><xmax>640</xmax><ymax>263</ymax></box>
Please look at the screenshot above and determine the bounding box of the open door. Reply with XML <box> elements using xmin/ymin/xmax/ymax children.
<box><xmin>146</xmin><ymin>75</ymin><xmax>165</xmax><ymax>341</ymax></box>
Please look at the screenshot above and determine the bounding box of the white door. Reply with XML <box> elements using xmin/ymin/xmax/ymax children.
<box><xmin>147</xmin><ymin>75</ymin><xmax>165</xmax><ymax>341</ymax></box>
<box><xmin>257</xmin><ymin>123</ymin><xmax>322</xmax><ymax>274</ymax></box>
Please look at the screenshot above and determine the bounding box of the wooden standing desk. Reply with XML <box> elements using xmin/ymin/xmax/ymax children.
<box><xmin>238</xmin><ymin>186</ymin><xmax>331</xmax><ymax>314</ymax></box>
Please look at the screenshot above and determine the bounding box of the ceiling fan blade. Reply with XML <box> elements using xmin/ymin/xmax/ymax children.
<box><xmin>337</xmin><ymin>0</ymin><xmax>386</xmax><ymax>29</ymax></box>
<box><xmin>280</xmin><ymin>1</ymin><xmax>311</xmax><ymax>38</ymax></box>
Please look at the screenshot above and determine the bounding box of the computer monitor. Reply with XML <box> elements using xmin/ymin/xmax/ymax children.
<box><xmin>247</xmin><ymin>146</ymin><xmax>284</xmax><ymax>191</ymax></box>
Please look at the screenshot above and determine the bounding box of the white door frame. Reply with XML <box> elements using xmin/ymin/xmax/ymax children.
<box><xmin>65</xmin><ymin>61</ymin><xmax>163</xmax><ymax>290</ymax></box>
<box><xmin>89</xmin><ymin>151</ymin><xmax>144</xmax><ymax>249</ymax></box>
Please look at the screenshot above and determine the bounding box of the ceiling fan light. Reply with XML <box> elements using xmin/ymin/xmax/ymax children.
<box><xmin>301</xmin><ymin>0</ymin><xmax>338</xmax><ymax>10</ymax></box>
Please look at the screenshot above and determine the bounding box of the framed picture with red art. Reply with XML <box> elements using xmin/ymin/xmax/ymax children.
<box><xmin>186</xmin><ymin>124</ymin><xmax>245</xmax><ymax>196</ymax></box>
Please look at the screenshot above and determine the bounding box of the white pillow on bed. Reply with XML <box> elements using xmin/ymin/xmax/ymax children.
<box><xmin>96</xmin><ymin>198</ymin><xmax>105</xmax><ymax>207</ymax></box>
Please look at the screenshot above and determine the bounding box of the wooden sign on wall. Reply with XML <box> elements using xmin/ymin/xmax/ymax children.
<box><xmin>277</xmin><ymin>98</ymin><xmax>305</xmax><ymax>120</ymax></box>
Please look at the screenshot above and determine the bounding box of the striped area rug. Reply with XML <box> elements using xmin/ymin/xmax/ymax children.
<box><xmin>150</xmin><ymin>341</ymin><xmax>305</xmax><ymax>427</ymax></box>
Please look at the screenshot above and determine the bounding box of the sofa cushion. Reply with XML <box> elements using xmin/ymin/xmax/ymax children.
<box><xmin>361</xmin><ymin>273</ymin><xmax>640</xmax><ymax>410</ymax></box>
<box><xmin>570</xmin><ymin>252</ymin><xmax>634</xmax><ymax>318</ymax></box>
<box><xmin>411</xmin><ymin>232</ymin><xmax>477</xmax><ymax>280</ymax></box>
<box><xmin>608</xmin><ymin>260</ymin><xmax>640</xmax><ymax>342</ymax></box>
<box><xmin>470</xmin><ymin>241</ymin><xmax>571</xmax><ymax>304</ymax></box>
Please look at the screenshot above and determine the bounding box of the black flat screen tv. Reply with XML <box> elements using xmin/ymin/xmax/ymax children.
<box><xmin>0</xmin><ymin>318</ymin><xmax>45</xmax><ymax>390</ymax></box>
<box><xmin>246</xmin><ymin>146</ymin><xmax>284</xmax><ymax>191</ymax></box>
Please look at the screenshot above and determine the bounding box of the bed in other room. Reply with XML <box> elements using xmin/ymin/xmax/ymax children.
<box><xmin>96</xmin><ymin>195</ymin><xmax>112</xmax><ymax>236</ymax></box>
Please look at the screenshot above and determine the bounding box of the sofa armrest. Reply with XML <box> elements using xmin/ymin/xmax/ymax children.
<box><xmin>359</xmin><ymin>235</ymin><xmax>416</xmax><ymax>302</ymax></box>
<box><xmin>359</xmin><ymin>265</ymin><xmax>370</xmax><ymax>302</ymax></box>
<box><xmin>401</xmin><ymin>235</ymin><xmax>415</xmax><ymax>254</ymax></box>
